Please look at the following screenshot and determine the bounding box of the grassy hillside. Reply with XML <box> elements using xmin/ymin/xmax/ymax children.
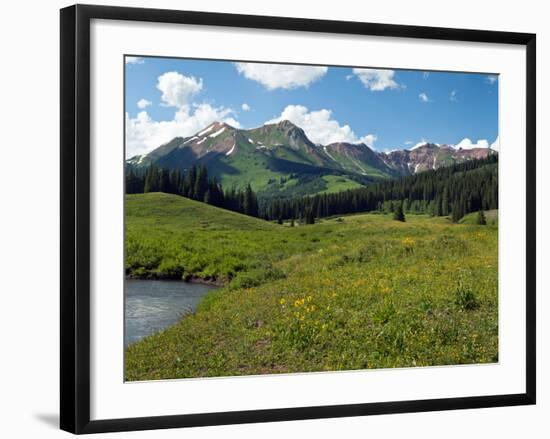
<box><xmin>126</xmin><ymin>193</ymin><xmax>278</xmax><ymax>282</ymax></box>
<box><xmin>125</xmin><ymin>193</ymin><xmax>498</xmax><ymax>380</ymax></box>
<box><xmin>319</xmin><ymin>175</ymin><xmax>365</xmax><ymax>193</ymax></box>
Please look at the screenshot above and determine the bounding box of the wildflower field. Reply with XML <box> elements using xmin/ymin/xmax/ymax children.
<box><xmin>125</xmin><ymin>192</ymin><xmax>498</xmax><ymax>380</ymax></box>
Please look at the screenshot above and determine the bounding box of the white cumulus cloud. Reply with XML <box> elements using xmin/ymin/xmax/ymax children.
<box><xmin>266</xmin><ymin>104</ymin><xmax>376</xmax><ymax>147</ymax></box>
<box><xmin>352</xmin><ymin>68</ymin><xmax>399</xmax><ymax>91</ymax></box>
<box><xmin>157</xmin><ymin>71</ymin><xmax>203</xmax><ymax>108</ymax></box>
<box><xmin>137</xmin><ymin>98</ymin><xmax>152</xmax><ymax>109</ymax></box>
<box><xmin>486</xmin><ymin>75</ymin><xmax>498</xmax><ymax>84</ymax></box>
<box><xmin>125</xmin><ymin>56</ymin><xmax>144</xmax><ymax>65</ymax></box>
<box><xmin>126</xmin><ymin>104</ymin><xmax>240</xmax><ymax>158</ymax></box>
<box><xmin>455</xmin><ymin>138</ymin><xmax>490</xmax><ymax>150</ymax></box>
<box><xmin>418</xmin><ymin>92</ymin><xmax>430</xmax><ymax>103</ymax></box>
<box><xmin>241</xmin><ymin>103</ymin><xmax>251</xmax><ymax>111</ymax></box>
<box><xmin>234</xmin><ymin>62</ymin><xmax>327</xmax><ymax>90</ymax></box>
<box><xmin>490</xmin><ymin>136</ymin><xmax>499</xmax><ymax>151</ymax></box>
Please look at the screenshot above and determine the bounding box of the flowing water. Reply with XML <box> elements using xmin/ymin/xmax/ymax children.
<box><xmin>125</xmin><ymin>279</ymin><xmax>218</xmax><ymax>347</ymax></box>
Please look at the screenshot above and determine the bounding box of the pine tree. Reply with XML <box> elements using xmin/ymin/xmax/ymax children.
<box><xmin>194</xmin><ymin>165</ymin><xmax>208</xmax><ymax>200</ymax></box>
<box><xmin>393</xmin><ymin>203</ymin><xmax>405</xmax><ymax>222</ymax></box>
<box><xmin>159</xmin><ymin>168</ymin><xmax>170</xmax><ymax>193</ymax></box>
<box><xmin>451</xmin><ymin>202</ymin><xmax>461</xmax><ymax>223</ymax></box>
<box><xmin>435</xmin><ymin>195</ymin><xmax>443</xmax><ymax>216</ymax></box>
<box><xmin>243</xmin><ymin>184</ymin><xmax>258</xmax><ymax>217</ymax></box>
<box><xmin>144</xmin><ymin>165</ymin><xmax>159</xmax><ymax>193</ymax></box>
<box><xmin>185</xmin><ymin>166</ymin><xmax>197</xmax><ymax>198</ymax></box>
<box><xmin>305</xmin><ymin>206</ymin><xmax>315</xmax><ymax>224</ymax></box>
<box><xmin>441</xmin><ymin>185</ymin><xmax>449</xmax><ymax>216</ymax></box>
<box><xmin>476</xmin><ymin>209</ymin><xmax>487</xmax><ymax>225</ymax></box>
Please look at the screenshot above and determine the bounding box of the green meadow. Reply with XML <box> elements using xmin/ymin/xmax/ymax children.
<box><xmin>125</xmin><ymin>192</ymin><xmax>498</xmax><ymax>380</ymax></box>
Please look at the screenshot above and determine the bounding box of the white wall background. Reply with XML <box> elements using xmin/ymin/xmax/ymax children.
<box><xmin>0</xmin><ymin>0</ymin><xmax>546</xmax><ymax>437</ymax></box>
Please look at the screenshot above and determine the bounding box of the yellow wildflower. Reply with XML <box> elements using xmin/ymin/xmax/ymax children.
<box><xmin>401</xmin><ymin>237</ymin><xmax>415</xmax><ymax>246</ymax></box>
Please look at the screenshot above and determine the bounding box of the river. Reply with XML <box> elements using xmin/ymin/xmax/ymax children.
<box><xmin>125</xmin><ymin>279</ymin><xmax>218</xmax><ymax>347</ymax></box>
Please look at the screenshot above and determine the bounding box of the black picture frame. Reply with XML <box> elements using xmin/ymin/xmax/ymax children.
<box><xmin>60</xmin><ymin>4</ymin><xmax>536</xmax><ymax>434</ymax></box>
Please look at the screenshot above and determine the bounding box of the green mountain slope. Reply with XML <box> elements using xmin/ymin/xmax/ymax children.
<box><xmin>126</xmin><ymin>121</ymin><xmax>497</xmax><ymax>198</ymax></box>
<box><xmin>127</xmin><ymin>121</ymin><xmax>382</xmax><ymax>196</ymax></box>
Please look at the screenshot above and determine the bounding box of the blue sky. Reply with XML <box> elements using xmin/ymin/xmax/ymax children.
<box><xmin>125</xmin><ymin>56</ymin><xmax>498</xmax><ymax>158</ymax></box>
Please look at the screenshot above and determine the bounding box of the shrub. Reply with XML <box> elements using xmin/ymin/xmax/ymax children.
<box><xmin>157</xmin><ymin>259</ymin><xmax>185</xmax><ymax>279</ymax></box>
<box><xmin>230</xmin><ymin>265</ymin><xmax>286</xmax><ymax>290</ymax></box>
<box><xmin>132</xmin><ymin>266</ymin><xmax>148</xmax><ymax>278</ymax></box>
<box><xmin>454</xmin><ymin>280</ymin><xmax>479</xmax><ymax>311</ymax></box>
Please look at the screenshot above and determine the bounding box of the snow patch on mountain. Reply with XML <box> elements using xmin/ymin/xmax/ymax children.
<box><xmin>209</xmin><ymin>127</ymin><xmax>226</xmax><ymax>138</ymax></box>
<box><xmin>323</xmin><ymin>146</ymin><xmax>336</xmax><ymax>161</ymax></box>
<box><xmin>226</xmin><ymin>142</ymin><xmax>236</xmax><ymax>156</ymax></box>
<box><xmin>128</xmin><ymin>155</ymin><xmax>145</xmax><ymax>165</ymax></box>
<box><xmin>349</xmin><ymin>156</ymin><xmax>367</xmax><ymax>175</ymax></box>
<box><xmin>198</xmin><ymin>125</ymin><xmax>215</xmax><ymax>136</ymax></box>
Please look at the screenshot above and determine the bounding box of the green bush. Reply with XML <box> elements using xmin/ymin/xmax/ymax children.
<box><xmin>229</xmin><ymin>265</ymin><xmax>286</xmax><ymax>290</ymax></box>
<box><xmin>157</xmin><ymin>259</ymin><xmax>185</xmax><ymax>279</ymax></box>
<box><xmin>454</xmin><ymin>280</ymin><xmax>479</xmax><ymax>311</ymax></box>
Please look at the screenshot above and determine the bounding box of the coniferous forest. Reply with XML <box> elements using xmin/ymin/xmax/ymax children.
<box><xmin>261</xmin><ymin>156</ymin><xmax>498</xmax><ymax>223</ymax></box>
<box><xmin>126</xmin><ymin>164</ymin><xmax>259</xmax><ymax>217</ymax></box>
<box><xmin>126</xmin><ymin>155</ymin><xmax>497</xmax><ymax>224</ymax></box>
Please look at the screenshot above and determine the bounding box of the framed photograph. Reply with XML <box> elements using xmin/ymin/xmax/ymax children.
<box><xmin>60</xmin><ymin>4</ymin><xmax>536</xmax><ymax>434</ymax></box>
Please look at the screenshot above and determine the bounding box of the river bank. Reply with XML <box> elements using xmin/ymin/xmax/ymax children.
<box><xmin>125</xmin><ymin>279</ymin><xmax>219</xmax><ymax>346</ymax></box>
<box><xmin>125</xmin><ymin>273</ymin><xmax>226</xmax><ymax>287</ymax></box>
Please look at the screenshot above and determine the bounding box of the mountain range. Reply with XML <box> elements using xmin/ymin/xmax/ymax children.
<box><xmin>126</xmin><ymin>120</ymin><xmax>497</xmax><ymax>197</ymax></box>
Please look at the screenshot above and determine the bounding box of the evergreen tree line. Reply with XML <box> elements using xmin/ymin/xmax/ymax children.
<box><xmin>259</xmin><ymin>156</ymin><xmax>498</xmax><ymax>223</ymax></box>
<box><xmin>126</xmin><ymin>165</ymin><xmax>259</xmax><ymax>217</ymax></box>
